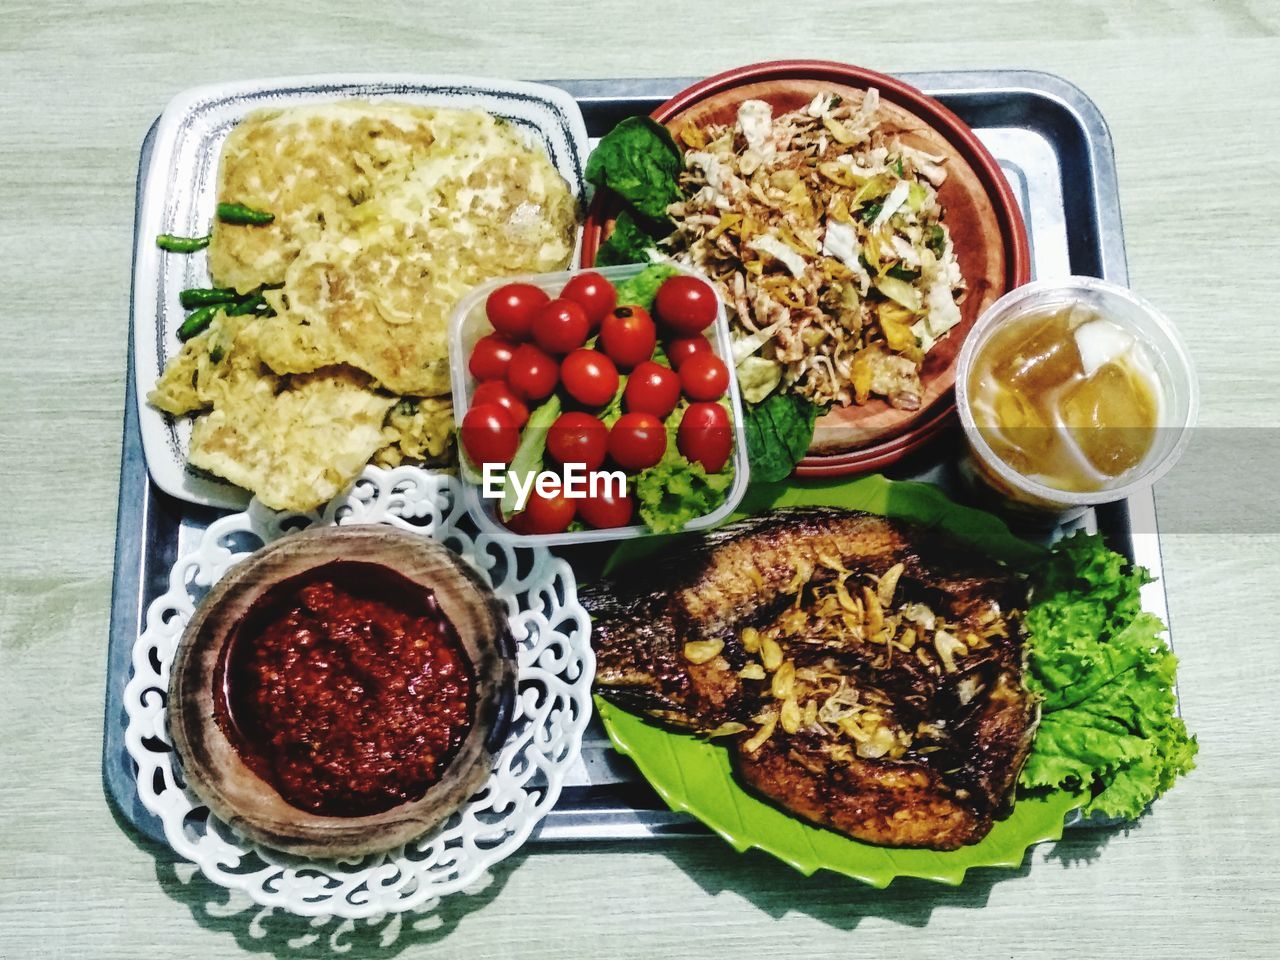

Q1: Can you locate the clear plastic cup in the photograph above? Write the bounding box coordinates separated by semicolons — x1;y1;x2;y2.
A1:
954;277;1198;514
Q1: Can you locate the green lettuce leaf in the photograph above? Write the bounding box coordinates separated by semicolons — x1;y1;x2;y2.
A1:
743;391;819;482
499;395;561;519
1021;532;1197;819
634;401;733;534
595;209;658;267
585;117;683;223
613;263;678;311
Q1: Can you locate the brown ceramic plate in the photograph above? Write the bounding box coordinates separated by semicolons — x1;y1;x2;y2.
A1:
167;525;516;859
580;60;1030;474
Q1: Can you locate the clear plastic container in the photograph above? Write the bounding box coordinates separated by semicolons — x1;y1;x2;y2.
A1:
448;263;750;546
955;277;1198;513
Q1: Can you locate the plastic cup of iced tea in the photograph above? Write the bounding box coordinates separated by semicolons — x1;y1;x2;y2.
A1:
954;277;1198;515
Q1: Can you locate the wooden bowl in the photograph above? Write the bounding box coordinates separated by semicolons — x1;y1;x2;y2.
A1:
167;525;517;859
580;60;1030;474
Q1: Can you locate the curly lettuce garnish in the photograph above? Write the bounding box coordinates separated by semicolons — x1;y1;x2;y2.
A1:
635;400;734;534
613;263;679;311
1021;533;1197;820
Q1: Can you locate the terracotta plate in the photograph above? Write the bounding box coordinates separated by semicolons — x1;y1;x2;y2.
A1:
580;60;1030;474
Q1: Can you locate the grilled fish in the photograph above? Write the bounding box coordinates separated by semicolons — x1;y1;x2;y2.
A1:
582;508;1038;851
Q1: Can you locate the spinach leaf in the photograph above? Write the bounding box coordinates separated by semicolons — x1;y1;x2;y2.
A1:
585;117;683;223
744;391;820;482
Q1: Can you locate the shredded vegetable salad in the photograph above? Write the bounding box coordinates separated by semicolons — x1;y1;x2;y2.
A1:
666;90;966;412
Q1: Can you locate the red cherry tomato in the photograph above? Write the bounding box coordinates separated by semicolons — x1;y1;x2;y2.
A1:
677;402;732;473
512;488;576;535
655;275;717;335
578;484;635;529
472;380;529;429
532;298;590;354
486;282;549;340
624;361;682;418
608;412;666;471
561;349;619;408
506;343;558;401
600;305;657;369
461;403;518;468
666;335;711;371
679;352;729;401
468;334;517;381
560;271;617;330
547;411;608;471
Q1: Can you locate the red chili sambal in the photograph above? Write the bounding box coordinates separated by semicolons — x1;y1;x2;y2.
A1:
215;561;475;817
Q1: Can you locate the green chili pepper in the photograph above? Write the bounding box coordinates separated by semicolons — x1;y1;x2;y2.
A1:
859;201;884;224
216;202;275;226
176;304;222;341
885;264;920;281
893;158;905;177
156;233;210;253
179;286;238;309
225;294;267;317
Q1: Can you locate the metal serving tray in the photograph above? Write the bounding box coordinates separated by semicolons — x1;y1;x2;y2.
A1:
104;71;1172;849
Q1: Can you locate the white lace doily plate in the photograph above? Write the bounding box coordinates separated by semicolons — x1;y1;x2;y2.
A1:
123;466;594;919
